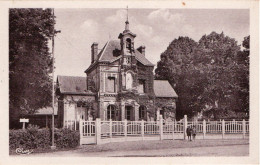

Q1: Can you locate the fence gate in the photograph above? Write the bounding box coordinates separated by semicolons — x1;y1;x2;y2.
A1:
80;120;96;145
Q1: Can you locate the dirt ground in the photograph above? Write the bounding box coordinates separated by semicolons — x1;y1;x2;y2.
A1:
21;139;249;157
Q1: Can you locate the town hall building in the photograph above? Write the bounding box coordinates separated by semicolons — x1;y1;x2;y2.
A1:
56;18;178;127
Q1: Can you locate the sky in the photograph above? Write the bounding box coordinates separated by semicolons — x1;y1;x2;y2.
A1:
54;8;249;78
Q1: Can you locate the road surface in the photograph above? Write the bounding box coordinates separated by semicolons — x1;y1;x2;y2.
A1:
27;144;248;157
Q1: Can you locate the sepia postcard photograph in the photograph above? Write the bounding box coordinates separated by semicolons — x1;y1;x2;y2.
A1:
0;0;259;165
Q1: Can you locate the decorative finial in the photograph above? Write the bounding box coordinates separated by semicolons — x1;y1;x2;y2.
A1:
125;6;129;31
127;5;128;22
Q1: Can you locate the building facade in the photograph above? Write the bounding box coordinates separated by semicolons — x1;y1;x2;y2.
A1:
56;19;178;126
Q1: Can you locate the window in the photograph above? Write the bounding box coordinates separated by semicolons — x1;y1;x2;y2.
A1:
106;77;115;93
126;38;132;53
125;57;131;64
125;106;132;121
137;79;145;93
126;73;133;90
107;105;116;120
139;106;146;119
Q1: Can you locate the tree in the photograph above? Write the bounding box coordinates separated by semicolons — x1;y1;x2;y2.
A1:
155;32;249;120
9;9;56;128
155;36;200;119
234;36;249;116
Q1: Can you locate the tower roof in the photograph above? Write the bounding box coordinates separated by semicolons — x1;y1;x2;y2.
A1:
118;6;136;38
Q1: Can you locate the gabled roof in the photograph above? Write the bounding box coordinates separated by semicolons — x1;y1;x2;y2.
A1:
153;80;178;98
57;75;93;95
85;40;154;72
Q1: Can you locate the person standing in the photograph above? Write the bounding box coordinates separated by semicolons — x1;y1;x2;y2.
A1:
192;125;197;141
186;126;192;141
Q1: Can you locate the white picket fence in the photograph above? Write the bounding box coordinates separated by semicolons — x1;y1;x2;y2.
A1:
64;116;249;145
186;120;249;134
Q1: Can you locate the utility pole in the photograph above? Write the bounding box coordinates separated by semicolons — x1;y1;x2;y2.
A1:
51;8;61;150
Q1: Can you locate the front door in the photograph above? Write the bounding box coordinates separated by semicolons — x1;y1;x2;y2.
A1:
125;106;133;121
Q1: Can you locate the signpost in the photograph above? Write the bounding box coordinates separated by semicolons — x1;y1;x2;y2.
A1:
51;8;61;150
20;118;29;130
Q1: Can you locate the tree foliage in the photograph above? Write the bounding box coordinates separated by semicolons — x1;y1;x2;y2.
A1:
155;32;249;120
9;9;56;128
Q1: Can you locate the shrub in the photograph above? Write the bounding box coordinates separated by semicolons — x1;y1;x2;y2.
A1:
9;126;80;150
54;128;80;148
9;126;50;150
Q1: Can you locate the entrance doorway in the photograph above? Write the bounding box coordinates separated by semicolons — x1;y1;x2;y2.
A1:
76;107;87;121
160;109;165;119
125;106;133;121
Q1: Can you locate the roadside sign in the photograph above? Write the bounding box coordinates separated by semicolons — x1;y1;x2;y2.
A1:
20;118;29;123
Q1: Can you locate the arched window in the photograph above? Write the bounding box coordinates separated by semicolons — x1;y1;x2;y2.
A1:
107;105;116;120
126;72;133;90
126;38;132;53
139;106;146;120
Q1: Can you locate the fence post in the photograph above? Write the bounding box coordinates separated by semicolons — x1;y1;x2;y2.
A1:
183;115;187;140
174;119;177;132
172;121;175;140
96;118;101;144
79;119;83;145
159;117;163;140
203;119;206;139
109;119;112;138
222;119;225;139
124;119;127;141
242;119;246;139
141;120;144;140
74;120;77;130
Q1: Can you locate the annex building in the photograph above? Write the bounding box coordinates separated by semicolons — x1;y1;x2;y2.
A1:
56;18;178;127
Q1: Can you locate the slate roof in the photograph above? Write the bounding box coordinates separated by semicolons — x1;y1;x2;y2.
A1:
153;80;178;98
35;107;58;115
57;75;93;95
85;40;154;72
57;76;177;98
99;40;121;62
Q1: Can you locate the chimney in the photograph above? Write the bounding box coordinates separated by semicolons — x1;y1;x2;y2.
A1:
91;42;98;63
137;45;145;56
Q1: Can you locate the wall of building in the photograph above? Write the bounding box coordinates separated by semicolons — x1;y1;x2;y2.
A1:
136;62;154;96
24;115;58;128
155;97;177;121
100;65;119;94
58;94;96;127
87;66;98;92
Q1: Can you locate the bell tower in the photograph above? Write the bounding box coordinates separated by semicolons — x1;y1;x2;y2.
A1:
118;6;136;57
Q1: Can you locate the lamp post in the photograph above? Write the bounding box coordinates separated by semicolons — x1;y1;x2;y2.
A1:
51;8;60;150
